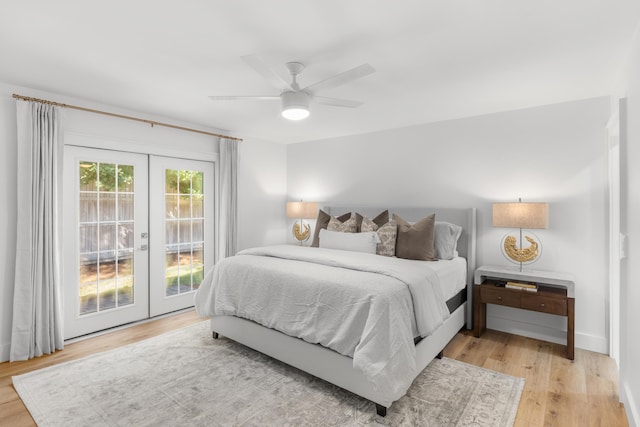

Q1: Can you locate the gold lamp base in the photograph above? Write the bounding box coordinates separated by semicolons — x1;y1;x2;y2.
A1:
500;231;542;271
292;221;311;243
503;235;539;263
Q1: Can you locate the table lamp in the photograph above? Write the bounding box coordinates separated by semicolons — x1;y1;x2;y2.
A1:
493;199;548;271
286;201;318;244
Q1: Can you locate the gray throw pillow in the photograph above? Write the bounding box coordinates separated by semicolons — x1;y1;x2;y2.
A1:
434;221;463;260
393;213;437;261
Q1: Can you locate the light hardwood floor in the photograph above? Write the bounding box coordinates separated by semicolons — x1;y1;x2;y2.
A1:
446;329;628;427
0;310;628;426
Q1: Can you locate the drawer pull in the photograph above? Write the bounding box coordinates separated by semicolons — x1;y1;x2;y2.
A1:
540;303;545;307
497;296;502;301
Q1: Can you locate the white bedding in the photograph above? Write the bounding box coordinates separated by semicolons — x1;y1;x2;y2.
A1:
430;256;467;301
194;245;453;403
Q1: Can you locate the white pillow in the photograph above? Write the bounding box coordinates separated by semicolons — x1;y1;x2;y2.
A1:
319;229;380;254
434;221;463;260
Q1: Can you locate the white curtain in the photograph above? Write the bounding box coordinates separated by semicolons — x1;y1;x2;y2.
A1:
218;138;239;260
10;101;64;361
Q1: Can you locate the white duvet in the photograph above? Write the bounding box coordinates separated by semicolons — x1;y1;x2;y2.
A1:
194;245;451;402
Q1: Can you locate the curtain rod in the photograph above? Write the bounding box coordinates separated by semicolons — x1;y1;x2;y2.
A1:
12;93;243;142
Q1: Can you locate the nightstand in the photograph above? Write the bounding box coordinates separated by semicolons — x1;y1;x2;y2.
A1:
473;265;575;360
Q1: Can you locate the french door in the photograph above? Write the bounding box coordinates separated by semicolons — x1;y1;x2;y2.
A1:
149;156;214;317
63;147;214;339
63;147;149;338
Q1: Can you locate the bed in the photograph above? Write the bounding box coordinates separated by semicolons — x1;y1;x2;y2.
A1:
194;206;476;416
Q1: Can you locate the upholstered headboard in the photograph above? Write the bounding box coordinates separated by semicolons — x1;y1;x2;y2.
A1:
326;206;477;329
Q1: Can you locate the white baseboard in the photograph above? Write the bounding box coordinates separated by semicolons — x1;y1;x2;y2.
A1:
487;314;608;354
576;331;608;354
621;380;639;427
1;341;10;363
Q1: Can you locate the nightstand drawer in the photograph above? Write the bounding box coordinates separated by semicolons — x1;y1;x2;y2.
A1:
480;287;521;307
521;294;567;315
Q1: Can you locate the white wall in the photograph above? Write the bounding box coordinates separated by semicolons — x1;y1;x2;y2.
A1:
0;87;18;364
237;137;287;251
619;21;640;427
0;83;287;362
288;97;610;353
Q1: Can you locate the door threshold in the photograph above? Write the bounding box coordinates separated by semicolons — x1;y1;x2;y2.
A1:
64;307;195;344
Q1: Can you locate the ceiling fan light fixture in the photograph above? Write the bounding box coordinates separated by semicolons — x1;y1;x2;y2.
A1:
282;107;309;121
281;91;310;120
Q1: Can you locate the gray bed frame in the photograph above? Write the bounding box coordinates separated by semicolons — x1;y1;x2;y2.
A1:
210;206;477;416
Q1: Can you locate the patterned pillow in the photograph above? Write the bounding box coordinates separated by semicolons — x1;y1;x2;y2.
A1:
355;210;389;232
361;217;398;257
328;216;357;233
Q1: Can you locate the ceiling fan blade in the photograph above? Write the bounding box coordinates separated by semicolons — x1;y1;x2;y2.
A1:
304;63;375;94
313;96;363;108
242;54;292;91
209;96;280;101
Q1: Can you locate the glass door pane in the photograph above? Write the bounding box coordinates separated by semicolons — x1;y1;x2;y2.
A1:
77;162;136;315
164;169;205;296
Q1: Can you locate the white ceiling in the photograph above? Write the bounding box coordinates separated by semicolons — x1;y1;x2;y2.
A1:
1;1;639;144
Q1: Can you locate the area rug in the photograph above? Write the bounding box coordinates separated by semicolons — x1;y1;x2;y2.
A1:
13;321;523;426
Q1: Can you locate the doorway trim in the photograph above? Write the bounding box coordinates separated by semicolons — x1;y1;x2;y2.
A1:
607;107;621;363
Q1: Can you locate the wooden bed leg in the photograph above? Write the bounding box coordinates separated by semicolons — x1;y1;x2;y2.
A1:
212;332;219;339
375;404;387;417
436;350;444;359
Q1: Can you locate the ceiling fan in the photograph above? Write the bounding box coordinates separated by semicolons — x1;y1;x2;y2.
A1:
209;55;375;120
